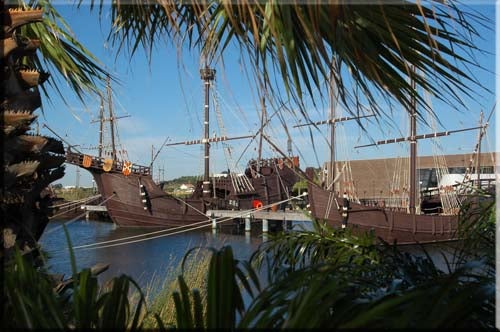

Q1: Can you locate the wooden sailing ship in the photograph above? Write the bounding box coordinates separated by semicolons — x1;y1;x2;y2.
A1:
65;67;299;228
303;70;487;245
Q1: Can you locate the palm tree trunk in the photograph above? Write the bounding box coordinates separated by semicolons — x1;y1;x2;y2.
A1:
2;4;65;263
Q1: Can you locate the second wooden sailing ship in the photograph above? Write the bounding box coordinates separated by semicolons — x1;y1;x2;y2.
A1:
303;69;490;245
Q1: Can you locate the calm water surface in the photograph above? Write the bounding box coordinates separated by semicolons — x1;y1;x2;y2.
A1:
40;219;312;291
39;218;457;294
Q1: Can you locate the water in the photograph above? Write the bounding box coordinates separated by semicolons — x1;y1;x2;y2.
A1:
39;219;274;292
39;218;459;296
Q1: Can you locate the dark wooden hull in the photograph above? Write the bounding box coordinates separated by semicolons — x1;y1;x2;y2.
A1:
306;183;459;245
93;171;209;227
68;152;299;228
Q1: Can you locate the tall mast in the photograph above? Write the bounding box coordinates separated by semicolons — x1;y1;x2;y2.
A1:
287;135;292;156
106;75;117;161
98;95;104;159
91;78;130;160
257;92;266;173
409;66;417;215
475;111;484;190
328;67;336;190
151;145;154;177
200;66;216;198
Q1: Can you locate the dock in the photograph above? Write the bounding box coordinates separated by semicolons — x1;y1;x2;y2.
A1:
81;205;107;212
206;209;311;222
81;204;108;220
206;209;312;235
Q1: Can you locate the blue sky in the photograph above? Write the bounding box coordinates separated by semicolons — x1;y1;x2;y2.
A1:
38;3;497;187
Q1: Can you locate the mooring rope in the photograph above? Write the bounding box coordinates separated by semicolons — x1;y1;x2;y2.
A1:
170;195;207;217
48;194;102;209
48;195;102;220
45;194;116;234
69;192;309;251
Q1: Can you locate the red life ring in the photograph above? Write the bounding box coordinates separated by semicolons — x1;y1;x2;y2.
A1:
252;199;263;209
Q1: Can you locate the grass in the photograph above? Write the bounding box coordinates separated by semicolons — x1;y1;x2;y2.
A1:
142;248;213;328
54;187;97;201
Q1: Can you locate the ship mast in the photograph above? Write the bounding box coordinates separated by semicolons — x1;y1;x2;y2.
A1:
475;111;484;189
98;95;104;159
293;61;375;189
328;68;336;190
257;92;266;174
409;66;417;215
91;76;130;161
106;75;117;161
200;66;216;198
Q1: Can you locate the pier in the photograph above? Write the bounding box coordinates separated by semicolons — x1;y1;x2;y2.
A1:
81;204;108;220
206;209;312;235
206;209;311;222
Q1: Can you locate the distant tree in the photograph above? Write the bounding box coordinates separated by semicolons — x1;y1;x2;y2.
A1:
292;179;308;196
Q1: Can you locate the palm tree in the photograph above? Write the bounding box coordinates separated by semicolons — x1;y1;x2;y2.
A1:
1;0;109;261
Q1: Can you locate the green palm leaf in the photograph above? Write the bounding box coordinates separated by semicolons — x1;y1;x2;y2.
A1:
17;0;110;103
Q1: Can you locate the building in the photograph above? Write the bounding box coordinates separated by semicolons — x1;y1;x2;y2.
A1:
323;152;497;199
179;183;195;193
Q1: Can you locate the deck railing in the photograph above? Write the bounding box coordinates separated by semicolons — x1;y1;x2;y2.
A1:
66;151;151;176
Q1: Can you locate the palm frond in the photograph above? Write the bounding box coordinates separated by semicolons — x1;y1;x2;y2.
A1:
101;1;490;121
19;0;110;104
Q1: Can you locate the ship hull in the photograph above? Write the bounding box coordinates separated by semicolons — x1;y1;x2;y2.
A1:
307;183;460;245
93;171;209;228
67;151;299;228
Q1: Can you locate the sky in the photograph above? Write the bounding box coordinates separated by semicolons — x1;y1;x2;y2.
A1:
36;2;497;187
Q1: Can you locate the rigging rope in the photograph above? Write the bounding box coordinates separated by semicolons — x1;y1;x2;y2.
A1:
212;79;255;193
423;91;460;215
48;199;102;220
45;194;116;234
